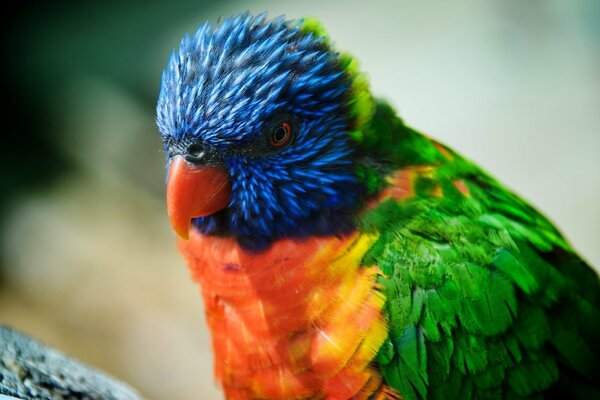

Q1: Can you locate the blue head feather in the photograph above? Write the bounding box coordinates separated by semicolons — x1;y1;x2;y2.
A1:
156;13;364;250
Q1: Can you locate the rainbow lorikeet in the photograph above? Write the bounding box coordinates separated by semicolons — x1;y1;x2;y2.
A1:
155;13;600;400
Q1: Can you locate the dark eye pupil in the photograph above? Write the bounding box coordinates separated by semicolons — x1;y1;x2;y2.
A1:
268;120;292;148
273;126;287;142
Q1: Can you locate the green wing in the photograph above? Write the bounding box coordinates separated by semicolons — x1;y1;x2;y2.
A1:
357;101;600;399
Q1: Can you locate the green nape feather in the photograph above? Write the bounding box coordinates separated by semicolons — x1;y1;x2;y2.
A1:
298;16;375;140
359;100;600;399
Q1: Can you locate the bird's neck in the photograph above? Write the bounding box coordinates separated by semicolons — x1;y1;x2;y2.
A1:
177;229;390;399
192;193;364;251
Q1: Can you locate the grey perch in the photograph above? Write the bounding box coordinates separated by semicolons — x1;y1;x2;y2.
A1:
0;325;142;400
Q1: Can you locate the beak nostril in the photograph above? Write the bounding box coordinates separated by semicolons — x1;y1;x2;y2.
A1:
187;144;203;155
186;144;206;164
185;143;223;166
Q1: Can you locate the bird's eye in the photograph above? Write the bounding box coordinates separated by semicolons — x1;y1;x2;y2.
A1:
268;121;293;148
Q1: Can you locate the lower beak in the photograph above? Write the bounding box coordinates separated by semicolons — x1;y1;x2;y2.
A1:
166;156;231;239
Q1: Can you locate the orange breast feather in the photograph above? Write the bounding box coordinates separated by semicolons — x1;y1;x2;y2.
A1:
178;230;393;400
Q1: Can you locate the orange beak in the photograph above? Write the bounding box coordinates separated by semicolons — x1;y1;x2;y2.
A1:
166;156;231;239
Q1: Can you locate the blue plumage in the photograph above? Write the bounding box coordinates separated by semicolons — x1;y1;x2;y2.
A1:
156;13;363;249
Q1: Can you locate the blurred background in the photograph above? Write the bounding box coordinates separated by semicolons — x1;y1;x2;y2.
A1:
1;0;599;399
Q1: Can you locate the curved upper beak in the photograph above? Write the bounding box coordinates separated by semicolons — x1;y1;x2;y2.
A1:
166;156;231;239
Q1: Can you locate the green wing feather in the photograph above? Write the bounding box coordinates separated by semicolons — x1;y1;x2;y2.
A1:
358;101;600;399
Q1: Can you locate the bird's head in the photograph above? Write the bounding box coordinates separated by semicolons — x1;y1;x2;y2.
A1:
156;13;376;250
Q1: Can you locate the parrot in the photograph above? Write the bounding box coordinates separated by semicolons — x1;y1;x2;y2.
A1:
155;13;600;400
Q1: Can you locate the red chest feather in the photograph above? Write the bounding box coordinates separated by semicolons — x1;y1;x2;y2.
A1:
177;230;393;399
